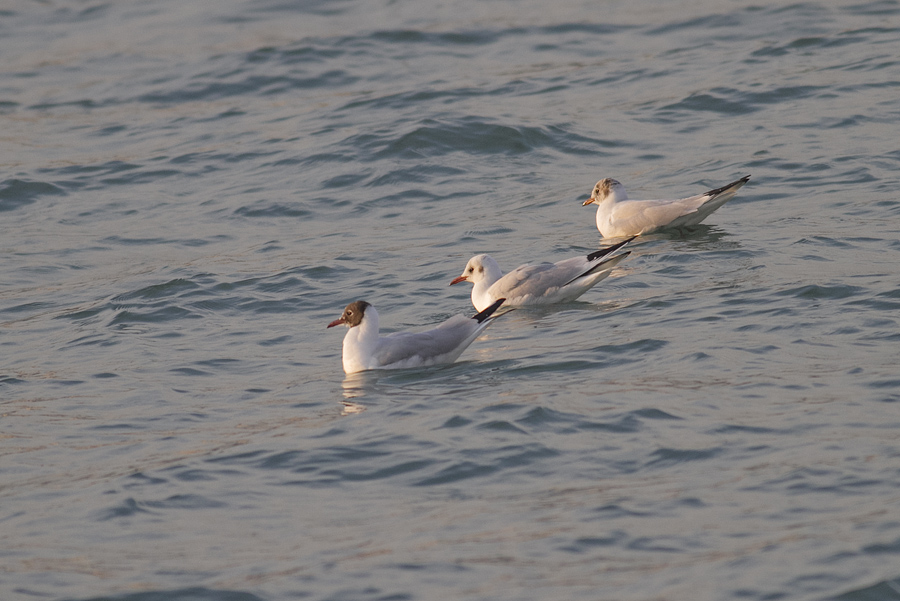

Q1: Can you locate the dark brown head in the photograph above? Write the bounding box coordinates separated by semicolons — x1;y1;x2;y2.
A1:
327;300;370;329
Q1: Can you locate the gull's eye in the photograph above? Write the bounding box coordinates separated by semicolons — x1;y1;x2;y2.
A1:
468;267;473;273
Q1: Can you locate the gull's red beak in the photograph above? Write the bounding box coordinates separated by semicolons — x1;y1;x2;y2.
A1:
449;275;468;286
326;317;345;329
582;198;595;206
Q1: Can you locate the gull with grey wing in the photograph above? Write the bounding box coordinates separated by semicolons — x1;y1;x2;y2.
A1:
450;238;634;311
327;299;506;374
583;175;750;238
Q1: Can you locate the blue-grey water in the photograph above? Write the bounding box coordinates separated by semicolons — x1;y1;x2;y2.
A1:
2;1;900;600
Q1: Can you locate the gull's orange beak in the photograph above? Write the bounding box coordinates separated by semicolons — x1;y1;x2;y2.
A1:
582;197;595;206
449;275;468;286
326;317;345;328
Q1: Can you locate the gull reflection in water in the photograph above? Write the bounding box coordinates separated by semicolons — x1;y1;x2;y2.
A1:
340;400;366;415
341;370;380;397
339;370;382;414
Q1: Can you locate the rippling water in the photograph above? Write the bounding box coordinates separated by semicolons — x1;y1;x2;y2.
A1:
3;1;900;600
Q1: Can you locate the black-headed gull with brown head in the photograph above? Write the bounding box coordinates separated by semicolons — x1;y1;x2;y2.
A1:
327;298;506;374
583;175;750;238
449;237;634;311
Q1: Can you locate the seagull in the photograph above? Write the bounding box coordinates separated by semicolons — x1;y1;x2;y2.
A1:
327;298;506;374
583;175;751;238
449;237;634;311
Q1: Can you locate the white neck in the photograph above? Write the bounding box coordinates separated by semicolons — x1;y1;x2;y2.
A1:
342;306;380;373
604;186;628;204
471;256;504;312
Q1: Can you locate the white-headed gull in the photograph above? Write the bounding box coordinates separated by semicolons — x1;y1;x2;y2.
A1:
583;175;750;238
327;298;506;374
449;237;634;311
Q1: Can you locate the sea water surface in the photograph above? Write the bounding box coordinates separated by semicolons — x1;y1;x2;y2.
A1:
2;1;900;600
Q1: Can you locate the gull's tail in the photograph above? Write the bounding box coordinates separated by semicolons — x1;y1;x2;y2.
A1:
586;235;637;262
704;175;750;199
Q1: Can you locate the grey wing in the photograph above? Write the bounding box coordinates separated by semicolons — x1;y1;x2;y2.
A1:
492;262;583;298
617;177;749;231
612;199;699;234
375;317;477;365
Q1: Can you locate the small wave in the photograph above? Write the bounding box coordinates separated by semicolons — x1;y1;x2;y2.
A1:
463;226;516;236
371;29;500;46
378;120;552;157
646;446;724;468
109;307;200;326
558;531;628;554
95;497;154;521
137;72;358;105
833;576;900;601
113;279;201;302
657;86;825;117
340;118;622;161
844;1;900;16
100;235;217;247
0;178;66;212
751;34;871;58
413;443;558;486
233;202;312;218
646;13;744;35
60;587;267;601
777;284;862;300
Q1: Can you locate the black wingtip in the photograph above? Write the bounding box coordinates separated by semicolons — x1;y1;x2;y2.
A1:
705;175;751;197
472;298;505;323
586;235;637;261
565;250;631;287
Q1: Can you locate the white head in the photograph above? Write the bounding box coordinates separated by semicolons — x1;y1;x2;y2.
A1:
450;254;505;311
450;254;503;287
583;178;628;206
